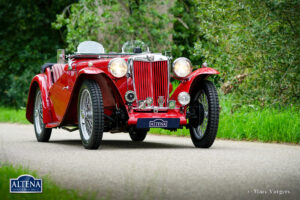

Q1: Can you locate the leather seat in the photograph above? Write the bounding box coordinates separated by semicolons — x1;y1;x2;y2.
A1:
51;64;64;82
41;63;55;73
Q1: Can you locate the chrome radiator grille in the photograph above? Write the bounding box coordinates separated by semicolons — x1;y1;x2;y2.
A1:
133;60;169;107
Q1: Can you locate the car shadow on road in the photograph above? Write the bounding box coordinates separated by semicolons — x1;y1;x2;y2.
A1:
49;139;193;149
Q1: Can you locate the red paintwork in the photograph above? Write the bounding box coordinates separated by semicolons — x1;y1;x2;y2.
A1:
26;74;52;124
49;64;74;121
26;54;219;129
170;67;219;107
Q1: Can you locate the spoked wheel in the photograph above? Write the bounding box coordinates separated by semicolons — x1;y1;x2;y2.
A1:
78;80;104;149
129;128;148;142
33;89;52;142
189;80;219;148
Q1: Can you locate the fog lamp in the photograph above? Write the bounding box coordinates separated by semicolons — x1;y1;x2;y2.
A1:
178;92;190;106
125;91;136;103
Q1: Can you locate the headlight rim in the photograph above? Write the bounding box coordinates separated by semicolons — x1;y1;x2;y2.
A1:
108;58;128;78
125;90;136;103
177;91;191;106
172;57;192;78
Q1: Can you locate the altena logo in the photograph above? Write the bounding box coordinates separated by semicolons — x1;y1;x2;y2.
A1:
10;174;42;193
149;119;168;128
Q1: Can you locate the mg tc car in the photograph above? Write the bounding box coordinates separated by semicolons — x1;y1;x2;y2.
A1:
26;41;220;149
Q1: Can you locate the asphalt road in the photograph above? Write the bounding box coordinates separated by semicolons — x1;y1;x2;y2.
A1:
0;123;299;200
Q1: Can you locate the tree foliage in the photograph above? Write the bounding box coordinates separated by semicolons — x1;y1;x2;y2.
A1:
172;0;299;106
0;0;74;108
52;0;172;53
0;0;298;108
171;0;203;65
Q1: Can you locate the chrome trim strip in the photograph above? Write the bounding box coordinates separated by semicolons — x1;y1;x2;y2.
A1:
149;61;154;104
130;53;168;62
132;106;180;110
167;58;171;105
131;60;139;105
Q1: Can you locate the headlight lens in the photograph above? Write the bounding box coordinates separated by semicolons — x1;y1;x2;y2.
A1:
108;58;128;78
173;57;192;78
178;92;190;106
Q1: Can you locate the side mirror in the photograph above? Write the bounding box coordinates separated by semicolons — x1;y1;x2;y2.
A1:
57;49;65;64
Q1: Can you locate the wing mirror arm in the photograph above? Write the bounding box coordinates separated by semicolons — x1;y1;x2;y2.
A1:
164;51;172;60
68;58;74;70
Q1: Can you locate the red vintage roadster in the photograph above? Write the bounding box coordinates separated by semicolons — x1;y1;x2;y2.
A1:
26;41;219;149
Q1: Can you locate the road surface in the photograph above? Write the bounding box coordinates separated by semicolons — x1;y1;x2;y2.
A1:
0;123;299;199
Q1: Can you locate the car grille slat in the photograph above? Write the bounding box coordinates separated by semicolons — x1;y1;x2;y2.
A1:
133;60;168;107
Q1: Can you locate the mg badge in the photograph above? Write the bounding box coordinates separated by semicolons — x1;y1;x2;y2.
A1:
158;96;165;107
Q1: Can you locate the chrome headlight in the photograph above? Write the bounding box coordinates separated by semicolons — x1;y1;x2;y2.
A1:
108;58;128;78
173;57;192;78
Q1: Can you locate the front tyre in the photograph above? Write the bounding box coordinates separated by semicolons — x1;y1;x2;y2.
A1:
78;80;104;149
189;80;219;148
129;128;148;142
33;89;52;142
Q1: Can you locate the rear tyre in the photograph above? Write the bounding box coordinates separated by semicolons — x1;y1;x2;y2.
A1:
78;80;104;149
33;89;52;142
129;128;148;142
189;80;219;148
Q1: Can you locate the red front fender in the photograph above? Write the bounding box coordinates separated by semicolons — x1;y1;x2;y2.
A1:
76;67;125;106
77;67;105;76
170;67;219;105
26;74;52;124
60;67;126;125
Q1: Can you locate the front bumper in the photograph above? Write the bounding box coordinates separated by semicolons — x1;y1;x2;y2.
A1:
127;109;187;128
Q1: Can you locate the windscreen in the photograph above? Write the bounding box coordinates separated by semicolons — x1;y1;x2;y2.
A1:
122;40;149;53
77;41;105;54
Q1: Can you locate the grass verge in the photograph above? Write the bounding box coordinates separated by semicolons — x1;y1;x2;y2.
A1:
150;106;299;143
0;107;28;124
0;162;96;200
150;95;300;143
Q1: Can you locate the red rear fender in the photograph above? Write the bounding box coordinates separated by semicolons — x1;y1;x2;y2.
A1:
26;74;52;124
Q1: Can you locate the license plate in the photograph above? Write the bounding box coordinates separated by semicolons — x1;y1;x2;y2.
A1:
137;118;180;128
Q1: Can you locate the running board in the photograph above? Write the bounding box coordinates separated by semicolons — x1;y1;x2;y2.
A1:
61;126;78;132
45;122;60;128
